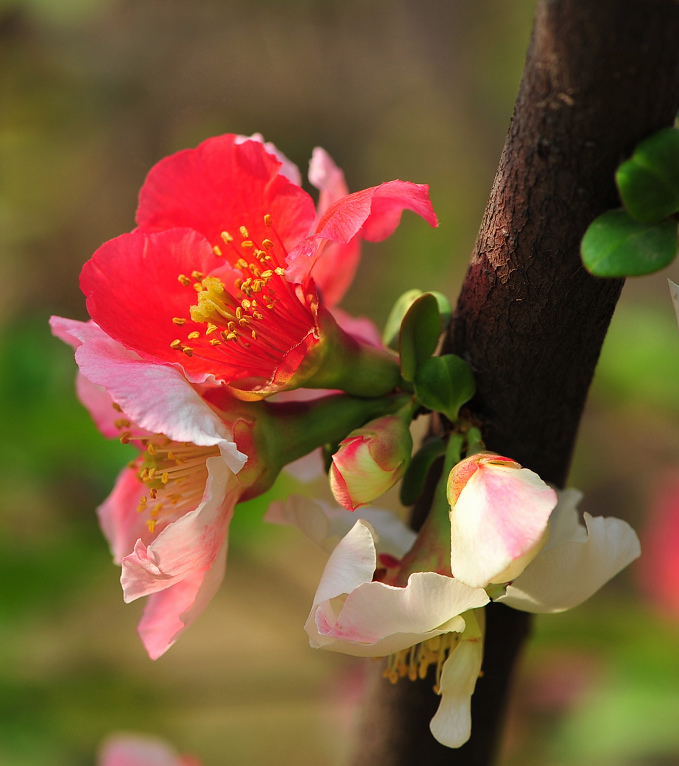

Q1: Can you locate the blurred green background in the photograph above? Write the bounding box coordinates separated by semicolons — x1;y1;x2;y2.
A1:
2;0;679;764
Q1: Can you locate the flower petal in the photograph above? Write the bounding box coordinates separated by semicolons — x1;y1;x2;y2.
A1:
285;180;437;287
136;133;315;251
265;494;416;557
99;733;192;766
429;637;484;748
237;133;302;187
498;512;640;613
450;462;557;588
309;147;349;219
98;465;152;565
305;520;488;657
121;456;240;602
54;317;246;471
136;536;227;660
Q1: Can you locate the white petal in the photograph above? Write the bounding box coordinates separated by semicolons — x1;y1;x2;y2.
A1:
429;638;484;748
265;494;416;557
498;513;640;613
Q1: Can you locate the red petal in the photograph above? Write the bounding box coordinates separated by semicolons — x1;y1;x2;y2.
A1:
136;134;315;252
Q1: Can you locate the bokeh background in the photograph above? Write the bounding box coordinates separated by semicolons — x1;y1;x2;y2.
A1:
2;1;679;764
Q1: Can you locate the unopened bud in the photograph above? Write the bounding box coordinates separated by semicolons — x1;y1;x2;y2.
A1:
330;415;413;511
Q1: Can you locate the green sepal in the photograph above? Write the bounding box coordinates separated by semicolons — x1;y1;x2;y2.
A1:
399;293;441;383
616;127;679;223
383;289;423;349
581;209;678;277
413;354;475;422
400;436;447;506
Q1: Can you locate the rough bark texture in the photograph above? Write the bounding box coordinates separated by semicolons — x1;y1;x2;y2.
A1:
350;2;679;765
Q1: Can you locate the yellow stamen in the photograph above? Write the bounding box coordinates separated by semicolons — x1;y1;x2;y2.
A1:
264;214;272;227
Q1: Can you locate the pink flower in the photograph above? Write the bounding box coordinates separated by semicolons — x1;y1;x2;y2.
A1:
99;733;201;766
51;316;251;659
447;453;557;588
329;413;413;511
80;134;436;397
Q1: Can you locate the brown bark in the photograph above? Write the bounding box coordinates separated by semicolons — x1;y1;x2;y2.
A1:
350;1;679;765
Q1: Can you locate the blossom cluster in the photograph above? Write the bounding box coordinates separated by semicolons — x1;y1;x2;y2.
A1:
53;132;640;750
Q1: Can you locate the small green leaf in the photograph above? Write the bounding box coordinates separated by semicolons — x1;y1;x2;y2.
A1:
414;354;475;422
383;289;423;348
616;128;679;223
429;291;453;333
399;293;441;382
581;209;678;277
400;436;446;506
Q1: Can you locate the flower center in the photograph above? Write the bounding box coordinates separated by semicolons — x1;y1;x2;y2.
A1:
113;410;219;533
383;633;460;694
170;216;319;380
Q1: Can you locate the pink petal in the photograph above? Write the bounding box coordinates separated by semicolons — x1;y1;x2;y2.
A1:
137;536;227;660
308;147;349;219
99;733;192;766
332;308;384;348
136;133;315;252
285;180;437;287
121;457;240;602
98;465;152;565
236;133;303;187
68;317;244;470
450;463;557;588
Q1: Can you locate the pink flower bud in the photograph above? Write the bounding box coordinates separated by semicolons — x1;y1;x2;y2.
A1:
330;415;413;511
447;453;557;588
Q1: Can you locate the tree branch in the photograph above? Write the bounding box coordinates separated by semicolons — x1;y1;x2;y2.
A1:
350;2;679;764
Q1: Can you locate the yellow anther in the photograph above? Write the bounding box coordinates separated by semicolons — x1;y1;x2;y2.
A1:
187;331;200;340
120;432;131;444
249;264;261;277
138;495;147;509
253;311;264;320
239;225;249;237
251;330;257;340
114;418;131;429
275;267;285;275
236;258;249;269
220;331;230;342
149;488;158;500
178;274;192;286
234;279;243;291
239;318;249;327
261;270;273;279
161;472;169;484
213;245;223;257
228;321;236;332
172;317;187;326
241;299;251;309
147;443;156;456
205;323;218;335
264;214;272;226
191;270;205;281
112;402;122;412
147;467;156;480
147;519;156;533
227;332;238;341
209;338;221;346
236;307;243;319
221;231;233;243
170;339;182;349
241;240;254;249
193;282;203;292
262;238;274;250
182;346;194;356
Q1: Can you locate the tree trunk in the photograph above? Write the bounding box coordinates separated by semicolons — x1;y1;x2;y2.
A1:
350;1;679;764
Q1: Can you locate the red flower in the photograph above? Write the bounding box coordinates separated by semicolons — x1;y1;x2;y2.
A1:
81;134;436;396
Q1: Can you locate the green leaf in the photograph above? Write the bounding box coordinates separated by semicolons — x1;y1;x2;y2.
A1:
400;436;447;506
383;289;423;348
414;354;475;421
399;293;441;382
581;209;678;277
616;127;679;223
429;291;453;333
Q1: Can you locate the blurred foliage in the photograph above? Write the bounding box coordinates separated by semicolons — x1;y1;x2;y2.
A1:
2;0;679;764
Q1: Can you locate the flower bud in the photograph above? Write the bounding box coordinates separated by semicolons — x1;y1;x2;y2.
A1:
330;414;413;511
447;453;557;588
